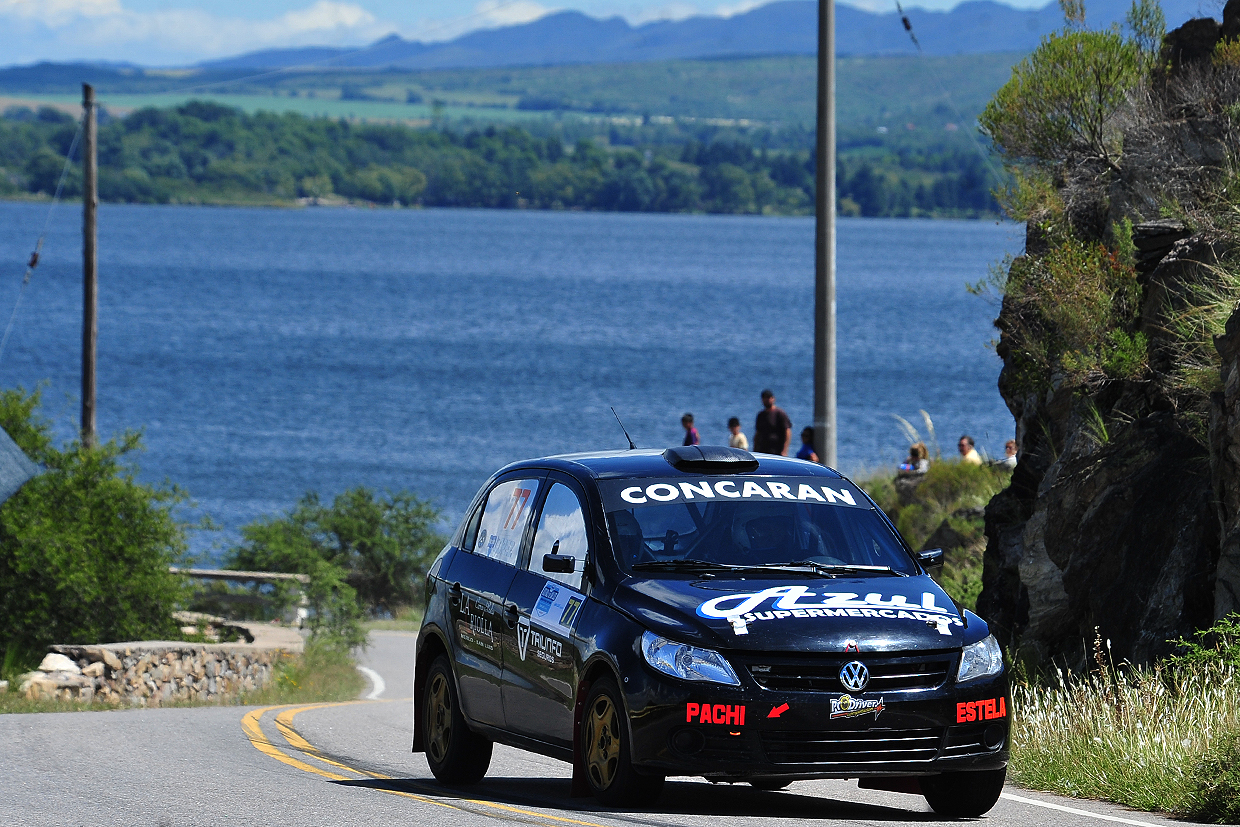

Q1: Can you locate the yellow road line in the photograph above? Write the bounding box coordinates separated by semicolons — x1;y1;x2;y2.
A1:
243;700;616;827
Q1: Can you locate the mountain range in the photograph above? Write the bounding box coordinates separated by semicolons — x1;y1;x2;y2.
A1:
201;0;1219;70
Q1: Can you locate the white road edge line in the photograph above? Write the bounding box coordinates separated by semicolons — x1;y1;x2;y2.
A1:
1002;792;1167;827
357;666;385;700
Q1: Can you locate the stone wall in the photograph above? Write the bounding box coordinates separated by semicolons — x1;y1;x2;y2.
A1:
15;623;304;706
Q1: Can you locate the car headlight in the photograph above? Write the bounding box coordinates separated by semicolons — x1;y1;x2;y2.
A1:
957;634;1004;684
641;631;740;686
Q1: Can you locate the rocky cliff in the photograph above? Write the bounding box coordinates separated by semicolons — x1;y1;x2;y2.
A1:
976;5;1240;668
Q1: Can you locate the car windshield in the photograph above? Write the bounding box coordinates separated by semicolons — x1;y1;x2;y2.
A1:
605;495;917;575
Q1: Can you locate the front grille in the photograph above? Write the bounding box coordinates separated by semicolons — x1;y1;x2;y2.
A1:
761;727;943;766
744;654;953;693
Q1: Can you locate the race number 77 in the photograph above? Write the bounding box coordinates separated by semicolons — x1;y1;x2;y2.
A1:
504;487;533;529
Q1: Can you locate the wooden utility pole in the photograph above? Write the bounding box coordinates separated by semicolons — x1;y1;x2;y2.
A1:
82;83;97;448
813;0;837;468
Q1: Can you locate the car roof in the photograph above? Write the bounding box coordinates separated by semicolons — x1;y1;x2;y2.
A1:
496;446;847;481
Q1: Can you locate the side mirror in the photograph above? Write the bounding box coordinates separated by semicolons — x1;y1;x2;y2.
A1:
542;553;575;574
917;548;944;573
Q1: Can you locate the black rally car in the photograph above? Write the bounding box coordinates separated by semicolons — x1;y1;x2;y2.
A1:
413;446;1009;815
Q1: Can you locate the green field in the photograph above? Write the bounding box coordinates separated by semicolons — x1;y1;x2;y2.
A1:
0;52;1024;138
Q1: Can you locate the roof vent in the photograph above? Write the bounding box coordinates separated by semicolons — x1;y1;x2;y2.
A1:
662;445;760;473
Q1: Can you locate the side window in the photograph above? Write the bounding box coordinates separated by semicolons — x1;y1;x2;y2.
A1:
475;478;541;566
460;502;484;551
530;483;589;589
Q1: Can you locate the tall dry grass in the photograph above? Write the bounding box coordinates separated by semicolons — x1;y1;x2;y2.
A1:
1011;633;1240;816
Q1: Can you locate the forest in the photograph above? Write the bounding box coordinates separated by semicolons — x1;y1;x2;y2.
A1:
0;101;1001;217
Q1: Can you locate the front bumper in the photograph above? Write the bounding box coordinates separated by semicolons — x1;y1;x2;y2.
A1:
627;670;1010;780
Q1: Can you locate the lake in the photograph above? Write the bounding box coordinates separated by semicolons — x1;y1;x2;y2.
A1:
0;202;1021;558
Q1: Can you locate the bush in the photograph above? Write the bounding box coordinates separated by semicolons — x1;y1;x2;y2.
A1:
1189;728;1240;823
1001;236;1144;389
0;388;188;666
857;459;1009;610
980;28;1140;170
226;486;445;646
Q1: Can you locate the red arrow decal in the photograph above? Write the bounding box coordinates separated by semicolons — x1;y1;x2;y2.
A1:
767;703;789;718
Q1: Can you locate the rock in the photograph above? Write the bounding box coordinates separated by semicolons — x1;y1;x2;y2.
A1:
922;520;969;553
894;474;925;507
38;653;80;674
1161;17;1222;72
101;649;122;671
82;661;105;678
1223;0;1240;40
981;407;1218;667
0;679;7;694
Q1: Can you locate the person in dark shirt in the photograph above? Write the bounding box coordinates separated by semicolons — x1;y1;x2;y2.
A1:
753;389;792;455
681;413;700;446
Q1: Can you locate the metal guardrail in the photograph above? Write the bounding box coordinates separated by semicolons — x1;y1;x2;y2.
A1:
170;567;309;625
169;567;310;584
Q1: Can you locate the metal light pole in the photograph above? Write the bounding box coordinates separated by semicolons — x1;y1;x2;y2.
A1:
82;83;97;448
813;0;837;468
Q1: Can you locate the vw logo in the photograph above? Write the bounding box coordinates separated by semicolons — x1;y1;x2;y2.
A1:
839;660;869;692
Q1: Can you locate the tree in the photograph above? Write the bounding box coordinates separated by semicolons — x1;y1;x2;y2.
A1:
0;388;187;662
227;486;445;616
980;28;1140;170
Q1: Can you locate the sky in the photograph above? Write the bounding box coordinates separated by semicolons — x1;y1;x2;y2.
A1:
0;0;1053;67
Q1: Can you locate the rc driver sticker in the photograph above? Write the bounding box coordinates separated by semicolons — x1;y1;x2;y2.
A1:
697;585;963;636
830;694;884;720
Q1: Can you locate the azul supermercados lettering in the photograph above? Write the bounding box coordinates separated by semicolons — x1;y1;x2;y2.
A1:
829;694;884;720
598;477;864;511
685;703;746;725
956;697;1007;723
697;585;963;636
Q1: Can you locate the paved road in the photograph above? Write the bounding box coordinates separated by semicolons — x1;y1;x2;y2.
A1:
0;631;1205;827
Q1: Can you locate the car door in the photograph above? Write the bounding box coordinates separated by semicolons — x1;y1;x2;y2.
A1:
500;478;591;747
442;473;543;728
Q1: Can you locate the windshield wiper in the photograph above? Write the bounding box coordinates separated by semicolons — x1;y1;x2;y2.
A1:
631;559;735;571
778;562;908;577
631;560;822;576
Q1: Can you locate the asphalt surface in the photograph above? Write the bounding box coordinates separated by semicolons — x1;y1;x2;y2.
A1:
0;631;1207;827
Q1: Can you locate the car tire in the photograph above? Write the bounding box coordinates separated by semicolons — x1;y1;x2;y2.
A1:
920;767;1006;817
580;678;665;806
749;779;791;791
423;655;492;785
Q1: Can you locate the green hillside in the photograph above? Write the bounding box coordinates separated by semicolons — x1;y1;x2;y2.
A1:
0;52;1023;139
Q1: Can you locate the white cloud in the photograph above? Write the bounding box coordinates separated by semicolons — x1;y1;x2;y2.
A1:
712;0;767;18
624;3;701;23
408;0;556;41
0;0;392;64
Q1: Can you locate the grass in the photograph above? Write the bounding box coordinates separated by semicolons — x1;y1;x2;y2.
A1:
0;52;1024;131
0;639;365;713
364;605;423;633
858;458;1010;611
1009;619;1240;821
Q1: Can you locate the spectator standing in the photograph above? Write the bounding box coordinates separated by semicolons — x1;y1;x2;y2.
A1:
958;435;982;466
727;417;749;450
996;439;1018;469
682;413;700;446
753;389;792;455
796;427;819;463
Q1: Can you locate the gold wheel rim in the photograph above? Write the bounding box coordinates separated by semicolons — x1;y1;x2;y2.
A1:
585;694;621;790
426;672;452;764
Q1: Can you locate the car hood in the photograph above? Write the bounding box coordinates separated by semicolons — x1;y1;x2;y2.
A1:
613;573;970;653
